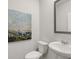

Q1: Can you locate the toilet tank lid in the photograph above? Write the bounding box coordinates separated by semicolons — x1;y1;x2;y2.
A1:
38;41;48;45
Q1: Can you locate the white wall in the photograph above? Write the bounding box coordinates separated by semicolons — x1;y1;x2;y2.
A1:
39;0;71;43
8;0;39;59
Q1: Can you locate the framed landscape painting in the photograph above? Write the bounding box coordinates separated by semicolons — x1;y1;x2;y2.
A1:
8;9;32;42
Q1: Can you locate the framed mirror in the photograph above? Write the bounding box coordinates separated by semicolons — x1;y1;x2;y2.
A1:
54;0;71;34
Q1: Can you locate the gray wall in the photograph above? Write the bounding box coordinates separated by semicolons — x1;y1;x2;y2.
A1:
8;0;40;59
8;40;36;59
39;0;71;43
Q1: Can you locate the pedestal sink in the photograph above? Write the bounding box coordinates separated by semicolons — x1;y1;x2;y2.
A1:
48;41;71;58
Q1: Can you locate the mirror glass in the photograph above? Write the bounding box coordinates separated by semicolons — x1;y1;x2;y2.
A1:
55;0;71;33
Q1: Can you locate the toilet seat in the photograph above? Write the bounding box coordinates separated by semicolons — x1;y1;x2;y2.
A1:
25;51;42;59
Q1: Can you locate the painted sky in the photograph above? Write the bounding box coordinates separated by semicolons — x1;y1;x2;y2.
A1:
8;9;32;32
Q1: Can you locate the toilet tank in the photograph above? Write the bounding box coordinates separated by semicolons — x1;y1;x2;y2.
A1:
37;41;48;54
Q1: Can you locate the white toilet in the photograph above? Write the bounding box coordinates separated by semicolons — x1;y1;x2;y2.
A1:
25;41;48;59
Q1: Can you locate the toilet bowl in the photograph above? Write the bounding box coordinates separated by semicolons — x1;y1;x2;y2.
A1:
25;41;48;59
25;51;42;59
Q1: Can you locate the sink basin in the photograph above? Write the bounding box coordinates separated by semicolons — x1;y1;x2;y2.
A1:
49;41;71;58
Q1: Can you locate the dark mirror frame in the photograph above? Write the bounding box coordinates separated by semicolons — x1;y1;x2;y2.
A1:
54;0;71;34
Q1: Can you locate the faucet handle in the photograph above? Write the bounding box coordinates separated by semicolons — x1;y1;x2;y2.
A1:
61;40;69;44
